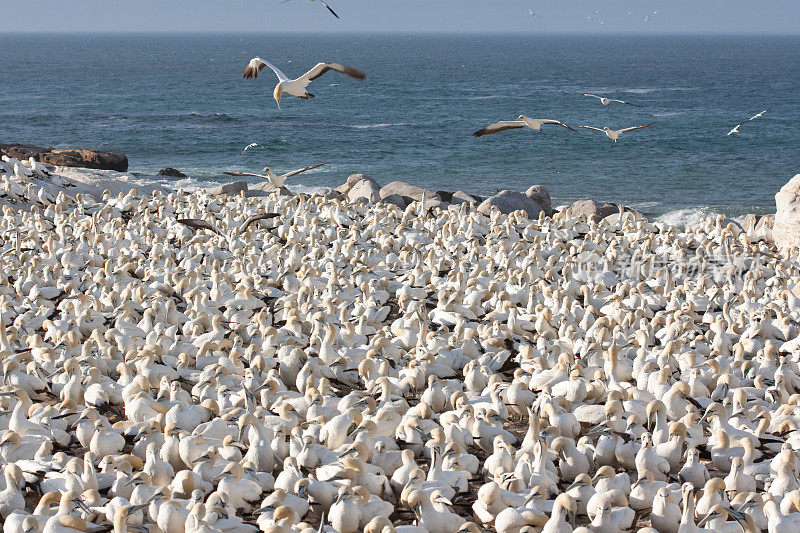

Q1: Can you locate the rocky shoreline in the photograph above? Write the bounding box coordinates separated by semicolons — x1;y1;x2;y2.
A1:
0;144;794;251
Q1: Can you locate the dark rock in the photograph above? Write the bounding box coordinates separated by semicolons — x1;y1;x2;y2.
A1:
525;185;553;216
379;194;408;209
157;167;187;178
435;191;454;203
0;143;128;172
478;190;543;219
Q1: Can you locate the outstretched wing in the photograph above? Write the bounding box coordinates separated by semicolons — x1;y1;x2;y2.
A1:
177;218;222;236
749;108;769;120
582;93;602;99
278;163;326;180
579;125;605;133
241;213;281;233
320;0;340;18
618;122;655;134
611;99;642;108
242;57;289;81
224;171;270;179
473;121;526;137
298;63;366;85
540;120;579;133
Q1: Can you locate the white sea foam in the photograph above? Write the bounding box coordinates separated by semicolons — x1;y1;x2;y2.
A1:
349;122;412;129
656;207;718;228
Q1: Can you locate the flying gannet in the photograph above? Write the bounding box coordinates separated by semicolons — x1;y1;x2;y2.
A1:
242;58;366;109
473;115;577;137
583;94;642;107
579;122;655;142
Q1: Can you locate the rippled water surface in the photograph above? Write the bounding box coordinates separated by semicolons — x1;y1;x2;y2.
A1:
2;33;798;221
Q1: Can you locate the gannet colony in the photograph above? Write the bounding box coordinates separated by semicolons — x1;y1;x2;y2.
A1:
3;158;800;533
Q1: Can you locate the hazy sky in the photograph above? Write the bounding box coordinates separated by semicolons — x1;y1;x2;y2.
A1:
1;1;799;34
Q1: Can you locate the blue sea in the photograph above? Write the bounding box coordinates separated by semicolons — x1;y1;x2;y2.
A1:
1;33;798;223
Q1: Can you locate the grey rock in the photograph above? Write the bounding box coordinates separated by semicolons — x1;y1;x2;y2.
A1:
774;174;800;251
567;199;620;221
157;167;187;178
380;181;437;203
477;190;543;219
379;194;408;209
451;191;482;205
525;185;553;216
337;174;373;195
316;188;346;201
247;181;293;197
435;191;454;203
347;176;382;203
209;181;248;196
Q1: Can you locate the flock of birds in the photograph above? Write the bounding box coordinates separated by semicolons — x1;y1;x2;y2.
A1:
238;57;766;143
2;150;800;533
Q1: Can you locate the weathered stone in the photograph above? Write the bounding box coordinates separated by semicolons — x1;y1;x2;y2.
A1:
774;175;800;251
525;185;553;216
247;181;293;197
157;167;187;178
477;190;543;219
208;181;247;196
0;143;128;171
380;181;437;203
317;188;346;201
451;191;482;205
567;199;620;221
337;174;374;195
379;194;408;209
435;191;454;203
347;176;382;203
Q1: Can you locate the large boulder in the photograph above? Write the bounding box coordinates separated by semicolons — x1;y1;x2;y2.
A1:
379;194;407;209
774;175;800;250
525;185;553;216
477;190;543;219
208;181;247;196
337;174;373;195
451;191;482;206
380;181;437;203
567;199;620;221
0;143;128;172
347;176;382;203
248;181;293;197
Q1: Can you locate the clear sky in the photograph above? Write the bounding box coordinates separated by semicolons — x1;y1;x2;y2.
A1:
1;0;799;34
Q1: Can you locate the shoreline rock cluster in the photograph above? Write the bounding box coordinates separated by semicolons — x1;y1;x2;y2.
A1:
0;143;128;172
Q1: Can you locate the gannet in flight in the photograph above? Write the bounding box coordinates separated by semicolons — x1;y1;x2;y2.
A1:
583;94;642;107
726;109;769;136
242;58;366;109
224;163;325;188
579;122;655;142
473;115;577;137
282;0;340;19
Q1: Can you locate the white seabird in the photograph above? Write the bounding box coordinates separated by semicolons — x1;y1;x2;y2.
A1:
224;163;325;188
726;108;769;136
579;122;655;142
583;93;642;107
242;58;366;109
473;115;577;137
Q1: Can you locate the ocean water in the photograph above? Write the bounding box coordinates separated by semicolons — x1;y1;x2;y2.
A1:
1;33;798;222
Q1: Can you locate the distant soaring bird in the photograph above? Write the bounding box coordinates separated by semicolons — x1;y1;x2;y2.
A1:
282;0;340;19
242;58;366;109
583;93;642;107
473;115;577;137
579;122;655;142
726;108;769;136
